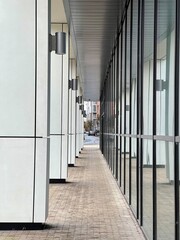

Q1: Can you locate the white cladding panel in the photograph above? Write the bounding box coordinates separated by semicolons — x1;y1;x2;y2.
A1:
0;139;34;222
0;0;35;136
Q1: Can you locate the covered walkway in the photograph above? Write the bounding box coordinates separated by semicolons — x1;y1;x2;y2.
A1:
0;145;145;240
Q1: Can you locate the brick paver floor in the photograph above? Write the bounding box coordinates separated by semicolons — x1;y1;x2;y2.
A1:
0;145;145;240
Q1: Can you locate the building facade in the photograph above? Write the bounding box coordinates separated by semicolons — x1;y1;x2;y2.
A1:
100;0;179;239
0;0;180;239
85;101;100;132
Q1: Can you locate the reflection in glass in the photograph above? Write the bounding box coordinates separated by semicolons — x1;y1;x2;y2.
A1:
126;5;131;135
156;0;175;136
143;0;154;135
121;137;125;192
143;139;153;240
131;0;138;135
131;138;137;215
156;141;174;240
125;138;130;201
122;22;126;135
118;35;122;186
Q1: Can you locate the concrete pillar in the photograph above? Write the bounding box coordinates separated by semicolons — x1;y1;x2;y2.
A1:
0;0;50;225
75;93;80;158
50;23;69;182
68;59;76;166
76;88;84;157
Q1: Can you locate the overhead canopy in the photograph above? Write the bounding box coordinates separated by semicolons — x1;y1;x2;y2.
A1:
63;0;124;101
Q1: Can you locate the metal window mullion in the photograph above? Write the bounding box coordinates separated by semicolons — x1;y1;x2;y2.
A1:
153;0;158;238
112;54;114;174
116;32;120;180
140;0;144;227
32;0;38;222
124;12;127;195
136;0;141;220
114;51;116;176
120;30;123;187
110;60;114;174
129;0;133;206
174;0;180;238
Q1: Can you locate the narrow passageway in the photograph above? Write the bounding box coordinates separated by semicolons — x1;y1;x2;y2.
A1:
0;146;145;240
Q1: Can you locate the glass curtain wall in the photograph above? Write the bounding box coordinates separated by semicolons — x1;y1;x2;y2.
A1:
100;0;179;239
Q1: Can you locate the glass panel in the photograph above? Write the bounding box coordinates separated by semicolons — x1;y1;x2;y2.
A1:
131;0;138;135
131;138;137;215
125;137;130;201
126;5;131;135
143;0;154;135
179;145;180;240
118;35;122;186
114;48;118;179
0;0;35;136
143;139;153;240
122;23;126;134
156;0;175;136
121;137;125;192
156;141;174;240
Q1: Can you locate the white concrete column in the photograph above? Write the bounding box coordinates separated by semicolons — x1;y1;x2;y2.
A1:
80;110;84;150
50;23;69;182
68;59;76;166
61;24;69;179
0;0;49;224
76;90;84;156
76;99;80;158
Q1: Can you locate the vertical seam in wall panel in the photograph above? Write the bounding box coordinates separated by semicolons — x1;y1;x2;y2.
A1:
32;0;37;222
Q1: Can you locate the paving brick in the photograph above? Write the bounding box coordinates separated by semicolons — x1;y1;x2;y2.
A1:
0;145;145;240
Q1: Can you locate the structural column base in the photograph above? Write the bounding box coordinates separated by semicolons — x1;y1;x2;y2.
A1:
49;179;66;184
0;223;44;230
68;164;75;167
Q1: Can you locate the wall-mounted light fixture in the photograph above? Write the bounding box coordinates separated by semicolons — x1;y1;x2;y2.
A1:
69;80;72;89
76;96;82;104
49;32;66;55
72;79;78;90
79;104;84;111
156;79;167;91
83;110;87;118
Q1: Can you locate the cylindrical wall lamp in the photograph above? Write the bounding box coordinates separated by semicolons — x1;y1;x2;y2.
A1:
79;104;84;111
76;96;82;104
55;32;66;55
49;32;66;55
72;79;78;90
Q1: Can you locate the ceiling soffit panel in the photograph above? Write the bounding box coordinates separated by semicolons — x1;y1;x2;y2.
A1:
63;0;122;101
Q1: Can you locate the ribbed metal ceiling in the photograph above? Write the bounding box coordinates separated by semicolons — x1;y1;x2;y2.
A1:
63;0;123;100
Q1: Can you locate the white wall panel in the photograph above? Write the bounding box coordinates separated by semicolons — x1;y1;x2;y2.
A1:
50;136;61;178
0;139;34;222
36;0;49;137
34;138;49;222
0;0;35;136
